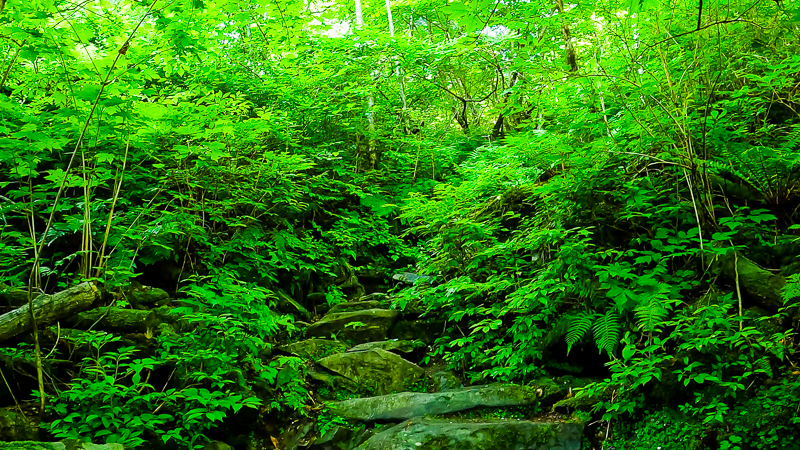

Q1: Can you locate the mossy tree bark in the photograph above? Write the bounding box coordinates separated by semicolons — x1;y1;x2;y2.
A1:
0;282;99;343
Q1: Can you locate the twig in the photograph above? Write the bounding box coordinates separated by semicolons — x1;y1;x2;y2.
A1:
683;168;705;264
734;251;743;331
0;367;24;418
648;19;763;48
95;137;131;277
44;322;61;359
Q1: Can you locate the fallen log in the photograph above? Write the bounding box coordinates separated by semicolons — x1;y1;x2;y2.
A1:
0;282;100;343
716;252;799;318
63;306;157;334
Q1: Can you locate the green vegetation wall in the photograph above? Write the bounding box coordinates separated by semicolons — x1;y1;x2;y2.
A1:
0;0;799;448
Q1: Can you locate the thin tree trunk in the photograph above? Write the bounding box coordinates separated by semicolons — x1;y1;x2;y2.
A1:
354;0;363;26
554;0;578;72
355;0;378;170
385;0;409;132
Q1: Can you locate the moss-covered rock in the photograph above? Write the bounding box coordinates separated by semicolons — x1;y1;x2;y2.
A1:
348;339;425;354
307;309;399;344
123;282;169;308
328;300;389;314
0;444;60;450
356;418;583;450
0;408;39;441
283;338;349;360
317;349;426;396
328;383;562;422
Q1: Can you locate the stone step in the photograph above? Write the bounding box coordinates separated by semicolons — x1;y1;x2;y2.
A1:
328;300;388;315
327;383;564;422
306;309;399;344
347;339;425;354
317;348;428;396
280;338;349;360
356;418;583;450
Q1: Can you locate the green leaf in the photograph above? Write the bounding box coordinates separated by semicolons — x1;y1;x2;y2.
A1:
593;310;621;356
565;311;594;355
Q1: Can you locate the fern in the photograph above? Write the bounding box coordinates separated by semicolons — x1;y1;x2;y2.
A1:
635;295;670;332
715;130;800;204
783;273;800;307
565;311;594;355
593;310;621;356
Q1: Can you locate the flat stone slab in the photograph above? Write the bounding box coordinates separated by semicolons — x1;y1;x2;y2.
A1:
318;348;426;395
356;418;583;450
348;339;425;354
392;273;434;285
328;384;551;421
328;300;388;314
307;309;399;344
281;339;348;360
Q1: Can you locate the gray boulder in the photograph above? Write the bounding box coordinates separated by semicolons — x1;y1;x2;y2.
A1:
356;418;583;450
328;384;555;421
307;309;399;344
318;349;427;395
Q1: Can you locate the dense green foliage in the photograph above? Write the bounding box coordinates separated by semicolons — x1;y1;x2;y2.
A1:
1;0;799;448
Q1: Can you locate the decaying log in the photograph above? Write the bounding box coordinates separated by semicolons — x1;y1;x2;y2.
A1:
0;282;99;343
716;252;799;318
63;306;158;334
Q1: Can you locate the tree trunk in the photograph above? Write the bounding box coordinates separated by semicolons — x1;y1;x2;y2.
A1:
354;0;378;171
554;0;578;72
0;282;99;343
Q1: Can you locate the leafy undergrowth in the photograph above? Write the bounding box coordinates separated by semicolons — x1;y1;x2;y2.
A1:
1;0;799;448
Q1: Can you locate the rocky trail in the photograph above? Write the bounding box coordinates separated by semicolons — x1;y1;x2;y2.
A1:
0;283;589;450
277;290;586;450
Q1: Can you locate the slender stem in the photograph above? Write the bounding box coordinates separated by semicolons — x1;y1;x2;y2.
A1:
25;0;160;413
96;138;131;278
734;251;743;331
0;39;25;91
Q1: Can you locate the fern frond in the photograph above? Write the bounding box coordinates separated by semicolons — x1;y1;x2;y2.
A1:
635;295;670;332
565;311;594;355
783;273;800;307
593;310;621;356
